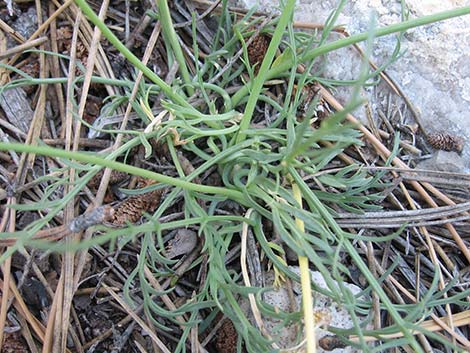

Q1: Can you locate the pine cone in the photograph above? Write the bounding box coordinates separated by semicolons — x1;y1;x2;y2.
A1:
88;170;128;189
427;132;464;153
247;34;270;73
319;335;347;351
215;319;239;353
1;329;29;353
112;187;163;225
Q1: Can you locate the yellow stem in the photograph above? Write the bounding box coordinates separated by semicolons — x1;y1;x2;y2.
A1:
292;182;316;353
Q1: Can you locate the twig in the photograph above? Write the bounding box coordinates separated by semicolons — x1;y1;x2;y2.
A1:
0;18;26;43
349;310;470;347
0;37;48;60
336;215;469;229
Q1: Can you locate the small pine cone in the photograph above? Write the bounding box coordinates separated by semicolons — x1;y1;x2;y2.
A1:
1;330;29;353
215;319;239;353
88;170;128;189
427;132;464;153
112;189;163;225
318;335;347;351
247;34;270;73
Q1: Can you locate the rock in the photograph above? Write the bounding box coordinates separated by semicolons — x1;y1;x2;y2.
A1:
257;266;367;352
166;228;198;258
237;0;470;171
0;87;34;134
416;150;465;173
11;6;37;40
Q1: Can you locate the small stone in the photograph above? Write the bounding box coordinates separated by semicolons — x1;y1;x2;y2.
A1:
166;229;198;259
0;87;34;134
416;151;465;173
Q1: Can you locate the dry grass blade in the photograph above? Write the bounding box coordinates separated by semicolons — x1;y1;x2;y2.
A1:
48;2;67;139
0;251;12;348
103;284;172;353
350;310;470;346
44;7;79;352
57;2;112;351
16;312;40;353
42;274;64;353
0;225;69;246
0;198;16;348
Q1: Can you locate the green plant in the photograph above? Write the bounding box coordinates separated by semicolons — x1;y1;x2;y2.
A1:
1;1;469;352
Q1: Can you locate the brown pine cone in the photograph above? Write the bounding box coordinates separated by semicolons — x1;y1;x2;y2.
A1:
88;170;128;189
215;319;239;353
112;187;163;225
247;34;270;73
1;328;29;353
319;335;347;351
427;132;464;153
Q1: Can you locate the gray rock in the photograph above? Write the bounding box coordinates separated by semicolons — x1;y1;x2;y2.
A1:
165;229;198;258
11;6;37;40
416;150;465;173
0;87;34;134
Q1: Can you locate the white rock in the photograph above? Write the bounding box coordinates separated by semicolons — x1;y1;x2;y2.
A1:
238;0;470;170
256;266;368;353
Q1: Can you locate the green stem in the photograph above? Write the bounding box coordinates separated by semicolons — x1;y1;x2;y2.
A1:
156;0;194;97
232;6;470;107
0;142;244;203
235;0;296;144
74;0;192;109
